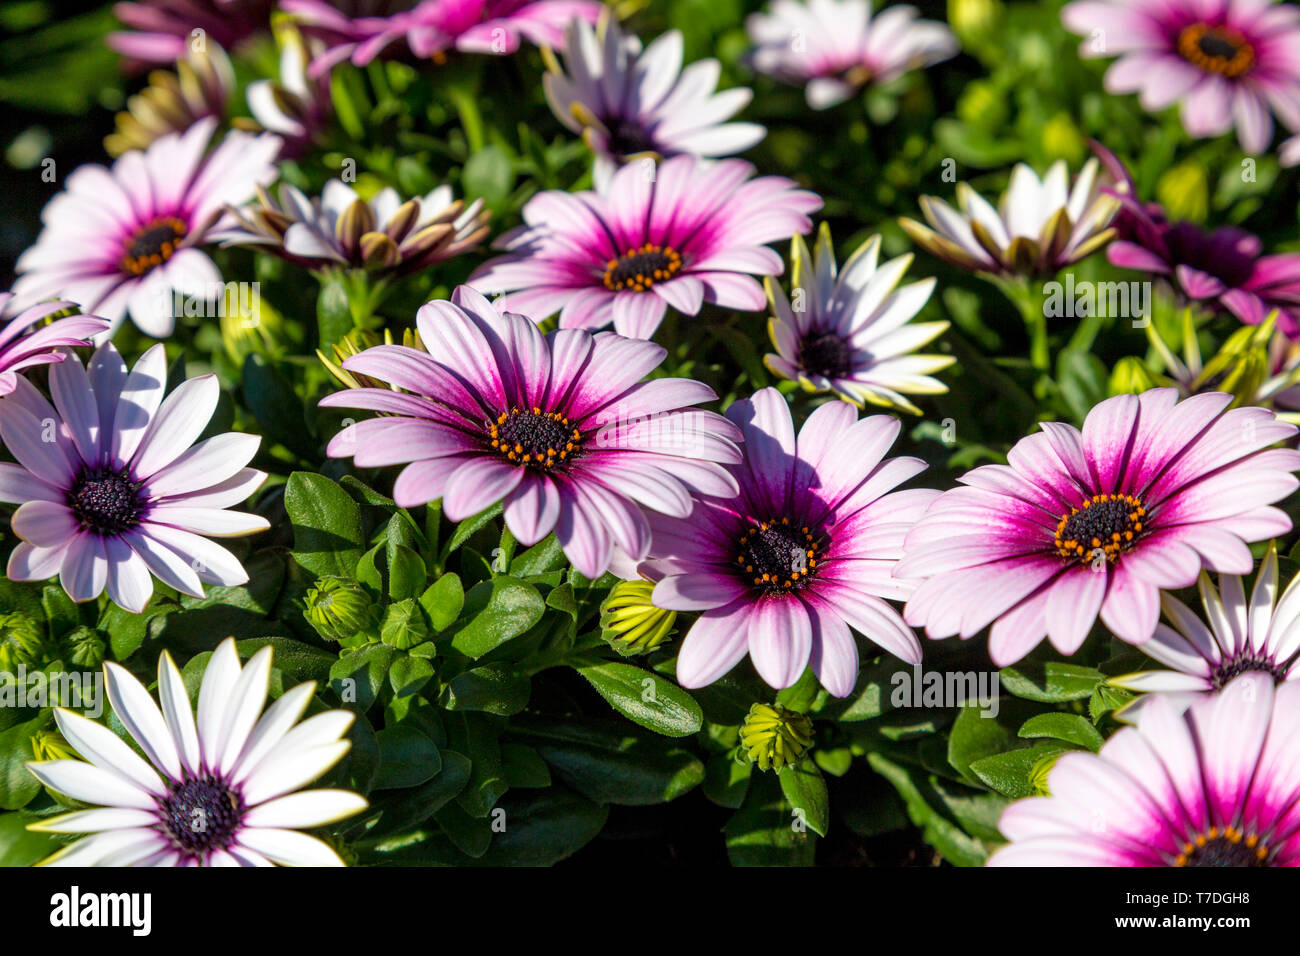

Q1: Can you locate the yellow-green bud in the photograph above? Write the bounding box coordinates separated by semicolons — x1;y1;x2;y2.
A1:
956;80;1008;130
0;613;45;673
1041;113;1086;166
31;730;77;763
1029;751;1061;795
1156;162;1209;224
1190;313;1274;407
739;702;814;772
947;0;1003;48
304;577;377;643
1109;356;1161;396
221;286;284;363
600;580;676;655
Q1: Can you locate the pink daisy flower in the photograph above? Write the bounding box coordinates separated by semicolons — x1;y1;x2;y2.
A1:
1110;542;1300;717
468;154;822;339
319;286;743;579
1062;0;1300;154
283;0;602;76
0;293;109;396
0;343;269;613
746;0;958;110
633;387;936;697
543;15;765;183
990;673;1300;867
12;118;280;339
898;388;1300;667
109;0;275;66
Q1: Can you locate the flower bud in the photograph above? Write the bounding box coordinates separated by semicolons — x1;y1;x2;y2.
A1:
600;580;676;655
739;702;814;772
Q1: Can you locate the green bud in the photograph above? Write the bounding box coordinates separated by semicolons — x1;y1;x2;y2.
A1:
304;577;377;643
0;613;45;673
1041;113;1086;166
947;0;1003;49
1109;356;1161;396
956;80;1008;131
600;580;676;655
1156;162;1209;224
63;627;106;669
739;702;814;772
31;729;77;763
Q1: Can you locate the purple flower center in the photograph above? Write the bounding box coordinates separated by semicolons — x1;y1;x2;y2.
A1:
735;518;820;593
603;243;683;293
796;330;853;380
1054;493;1146;564
159;776;243;859
605;118;660;160
1176;827;1270;867
122;215;188;276
488;406;582;470
66;466;146;536
1177;23;1254;78
1209;651;1289;690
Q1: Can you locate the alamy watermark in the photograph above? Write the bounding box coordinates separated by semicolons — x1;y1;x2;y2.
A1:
891;664;1001;718
0;667;103;718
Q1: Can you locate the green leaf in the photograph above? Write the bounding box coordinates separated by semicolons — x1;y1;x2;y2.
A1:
387;546;427;602
242;355;314;459
968;742;1073;798
285;472;365;580
448;576;544;659
703;751;752;809
329;644;394;712
868;753;989;866
778;759;829;837
999;662;1105;702
389;655;436;699
374;724;442;790
462;144;513;205
441;503;502;558
509;536;567;577
442;665;531;716
723;772;816;866
450;714;508;818
0;811;58;866
500;741;551;788
576;661;703;737
317;275;354;347
1019;713;1104;752
419;573;464;631
381;598;429;650
0;714;44;809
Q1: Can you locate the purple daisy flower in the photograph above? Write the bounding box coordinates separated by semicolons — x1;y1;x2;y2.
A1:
0;343;269;613
468;155;822;339
1062;0;1300;154
27;639;365;866
898;388;1300;667
633;387;936;697
543;15;765;183
0;293;109;396
1095;141;1300;340
990;673;1300;866
746;0;958;110
283;0;602;76
319;286;743;579
109;0;275;66
12;118;280;339
1110;543;1300;717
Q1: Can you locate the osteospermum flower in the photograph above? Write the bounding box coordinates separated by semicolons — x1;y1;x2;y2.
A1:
469;155;821;338
764;224;951;413
745;0;958;109
543;16;764;183
109;0;275;65
241;26;332;158
0;293;109;396
1095;142;1300;339
989;673;1300;867
0;343;269;612
13;118;280;339
26;639;365;866
319;286;743;579
104;44;234;157
213;179;489;276
1061;0;1300;155
635;387;936;696
284;0;602;76
1110;543;1300;716
899;159;1120;278
898;388;1300;666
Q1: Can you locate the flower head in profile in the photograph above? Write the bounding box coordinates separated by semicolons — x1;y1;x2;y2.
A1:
765;224;950;414
1094;143;1300;340
635;387;936;697
13;118;280;339
746;0;957;109
0;294;109;396
990;674;1300;867
543;15;764;183
1062;0;1300;155
214;179;489;276
26;639;365;866
0;343;269;612
240;25;332;158
320;286;743;579
109;0;274;65
899;389;1300;666
284;0;603;76
469;154;821;339
1110;543;1300;717
105;44;234;157
900;158;1120;279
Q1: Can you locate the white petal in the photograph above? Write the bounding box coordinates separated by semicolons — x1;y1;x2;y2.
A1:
236;828;346;866
103;661;183;780
242;789;368;827
53;708;166;797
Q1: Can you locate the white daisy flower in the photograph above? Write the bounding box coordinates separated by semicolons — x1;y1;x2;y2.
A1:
26;638;366;866
899;158;1120;278
1111;542;1300;720
764;223;951;413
